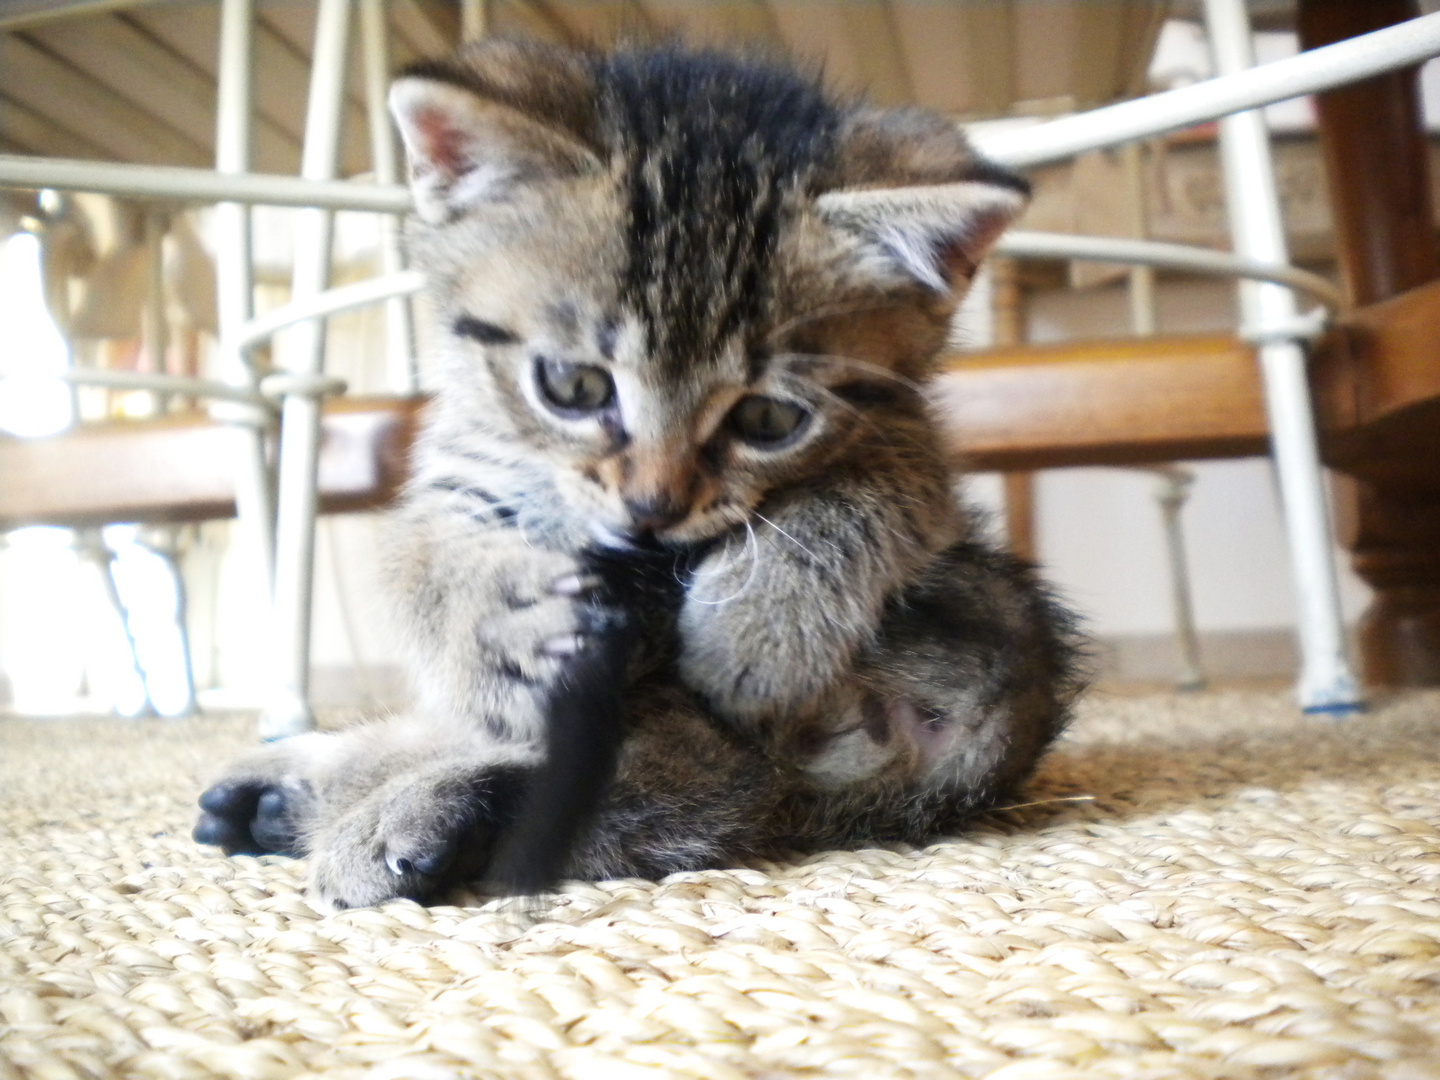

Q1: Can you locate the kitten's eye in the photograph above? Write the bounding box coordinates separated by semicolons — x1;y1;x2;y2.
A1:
728;395;810;447
536;357;615;413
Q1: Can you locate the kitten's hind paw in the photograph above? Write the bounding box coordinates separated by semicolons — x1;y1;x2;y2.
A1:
193;735;329;858
194;778;310;857
308;767;528;909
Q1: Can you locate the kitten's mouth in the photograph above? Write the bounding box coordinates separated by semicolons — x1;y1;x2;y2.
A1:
590;520;715;557
590;522;660;552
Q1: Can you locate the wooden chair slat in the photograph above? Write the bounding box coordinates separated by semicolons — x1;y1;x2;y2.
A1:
0;396;424;530
936;333;1269;471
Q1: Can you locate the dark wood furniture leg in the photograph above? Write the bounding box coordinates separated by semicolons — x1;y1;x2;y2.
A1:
1299;0;1440;686
1003;472;1038;563
990;257;1039;562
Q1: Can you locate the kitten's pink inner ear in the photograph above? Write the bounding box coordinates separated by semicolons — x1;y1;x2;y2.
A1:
389;77;599;222
409;105;469;177
815;181;1027;293
390;79;483;179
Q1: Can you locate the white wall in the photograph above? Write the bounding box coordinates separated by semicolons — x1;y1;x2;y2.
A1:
959;276;1372;641
1028;461;1370;638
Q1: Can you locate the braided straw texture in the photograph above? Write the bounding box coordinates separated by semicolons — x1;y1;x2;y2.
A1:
4;689;1440;1080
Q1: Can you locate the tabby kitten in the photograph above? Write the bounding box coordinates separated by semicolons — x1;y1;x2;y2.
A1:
194;39;1083;909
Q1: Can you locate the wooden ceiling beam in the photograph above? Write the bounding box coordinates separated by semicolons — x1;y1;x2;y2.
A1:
0;33;209;165
128;8;310;157
1011;2;1078;109
26;16;218;149
624;0;666;40
832;0;915;106
1070;5;1128;109
764;4;865;100
1116;4;1170;100
23;14;298;174
957;2;1016;116
0;91;112;161
389;0;460;58
253;4;381;176
509;0;587;47
643;0;781;47
736;0;782;44
486;0;565;45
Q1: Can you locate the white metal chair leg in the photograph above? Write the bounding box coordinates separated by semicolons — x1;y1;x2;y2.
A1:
214;0;276;593
359;0;418;394
1203;0;1362;714
74;528;155;718
139;524;201;717
1149;467;1207;692
259;0;353;740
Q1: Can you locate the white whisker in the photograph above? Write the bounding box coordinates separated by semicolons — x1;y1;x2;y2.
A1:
814;385;904;448
774;351;925;394
689;520;761;605
753;511;820;561
988;795;1096;814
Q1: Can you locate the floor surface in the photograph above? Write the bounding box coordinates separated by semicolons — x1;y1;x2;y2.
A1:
3;688;1440;1079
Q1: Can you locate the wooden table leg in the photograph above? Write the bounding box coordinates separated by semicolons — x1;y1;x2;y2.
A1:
1299;0;1440;686
1334;476;1440;686
1003;472;1037;563
989;256;1039;563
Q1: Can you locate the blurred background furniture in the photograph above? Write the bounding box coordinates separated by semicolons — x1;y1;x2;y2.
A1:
2;0;427;727
2;0;1438;726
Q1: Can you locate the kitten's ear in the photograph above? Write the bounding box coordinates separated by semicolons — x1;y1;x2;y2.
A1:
389;75;601;223
816;108;1028;293
815;182;1026;293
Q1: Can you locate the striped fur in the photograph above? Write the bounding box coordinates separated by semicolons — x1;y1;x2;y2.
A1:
194;41;1083;909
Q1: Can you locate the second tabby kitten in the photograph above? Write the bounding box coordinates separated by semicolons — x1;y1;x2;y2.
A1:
194;40;1084;908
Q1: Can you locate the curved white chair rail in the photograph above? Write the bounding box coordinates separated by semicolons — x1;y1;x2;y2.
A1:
51;272;426;410
58;369;270;408
1;11;1437;209
234;270;425;353
974;10;1440;168
995;232;1342;310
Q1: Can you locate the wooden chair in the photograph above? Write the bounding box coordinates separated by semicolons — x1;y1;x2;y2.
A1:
0;0;424;731
0;396;420;532
941;0;1440;691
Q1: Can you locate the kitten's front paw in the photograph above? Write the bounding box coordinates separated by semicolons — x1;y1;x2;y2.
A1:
477;557;624;686
307;768;527;909
680;544;859;722
193;738;327;857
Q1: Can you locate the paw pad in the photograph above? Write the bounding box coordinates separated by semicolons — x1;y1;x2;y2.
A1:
193;781;304;857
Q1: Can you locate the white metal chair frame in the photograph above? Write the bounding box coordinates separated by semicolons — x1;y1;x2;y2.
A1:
3;1;1439;730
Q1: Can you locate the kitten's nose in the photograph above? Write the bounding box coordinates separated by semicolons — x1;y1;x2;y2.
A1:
622;494;689;535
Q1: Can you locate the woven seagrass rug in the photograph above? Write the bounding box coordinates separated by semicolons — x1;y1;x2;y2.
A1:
3;687;1440;1080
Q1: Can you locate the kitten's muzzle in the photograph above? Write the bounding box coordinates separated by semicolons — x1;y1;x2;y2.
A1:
591;520;668;553
621;493;690;537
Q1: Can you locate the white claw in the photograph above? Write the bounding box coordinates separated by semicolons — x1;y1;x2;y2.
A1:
541;634;585;657
385;853;409;877
553;573;601;597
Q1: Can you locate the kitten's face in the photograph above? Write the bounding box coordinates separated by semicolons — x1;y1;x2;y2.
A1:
392;43;1027;548
429;175;956;548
